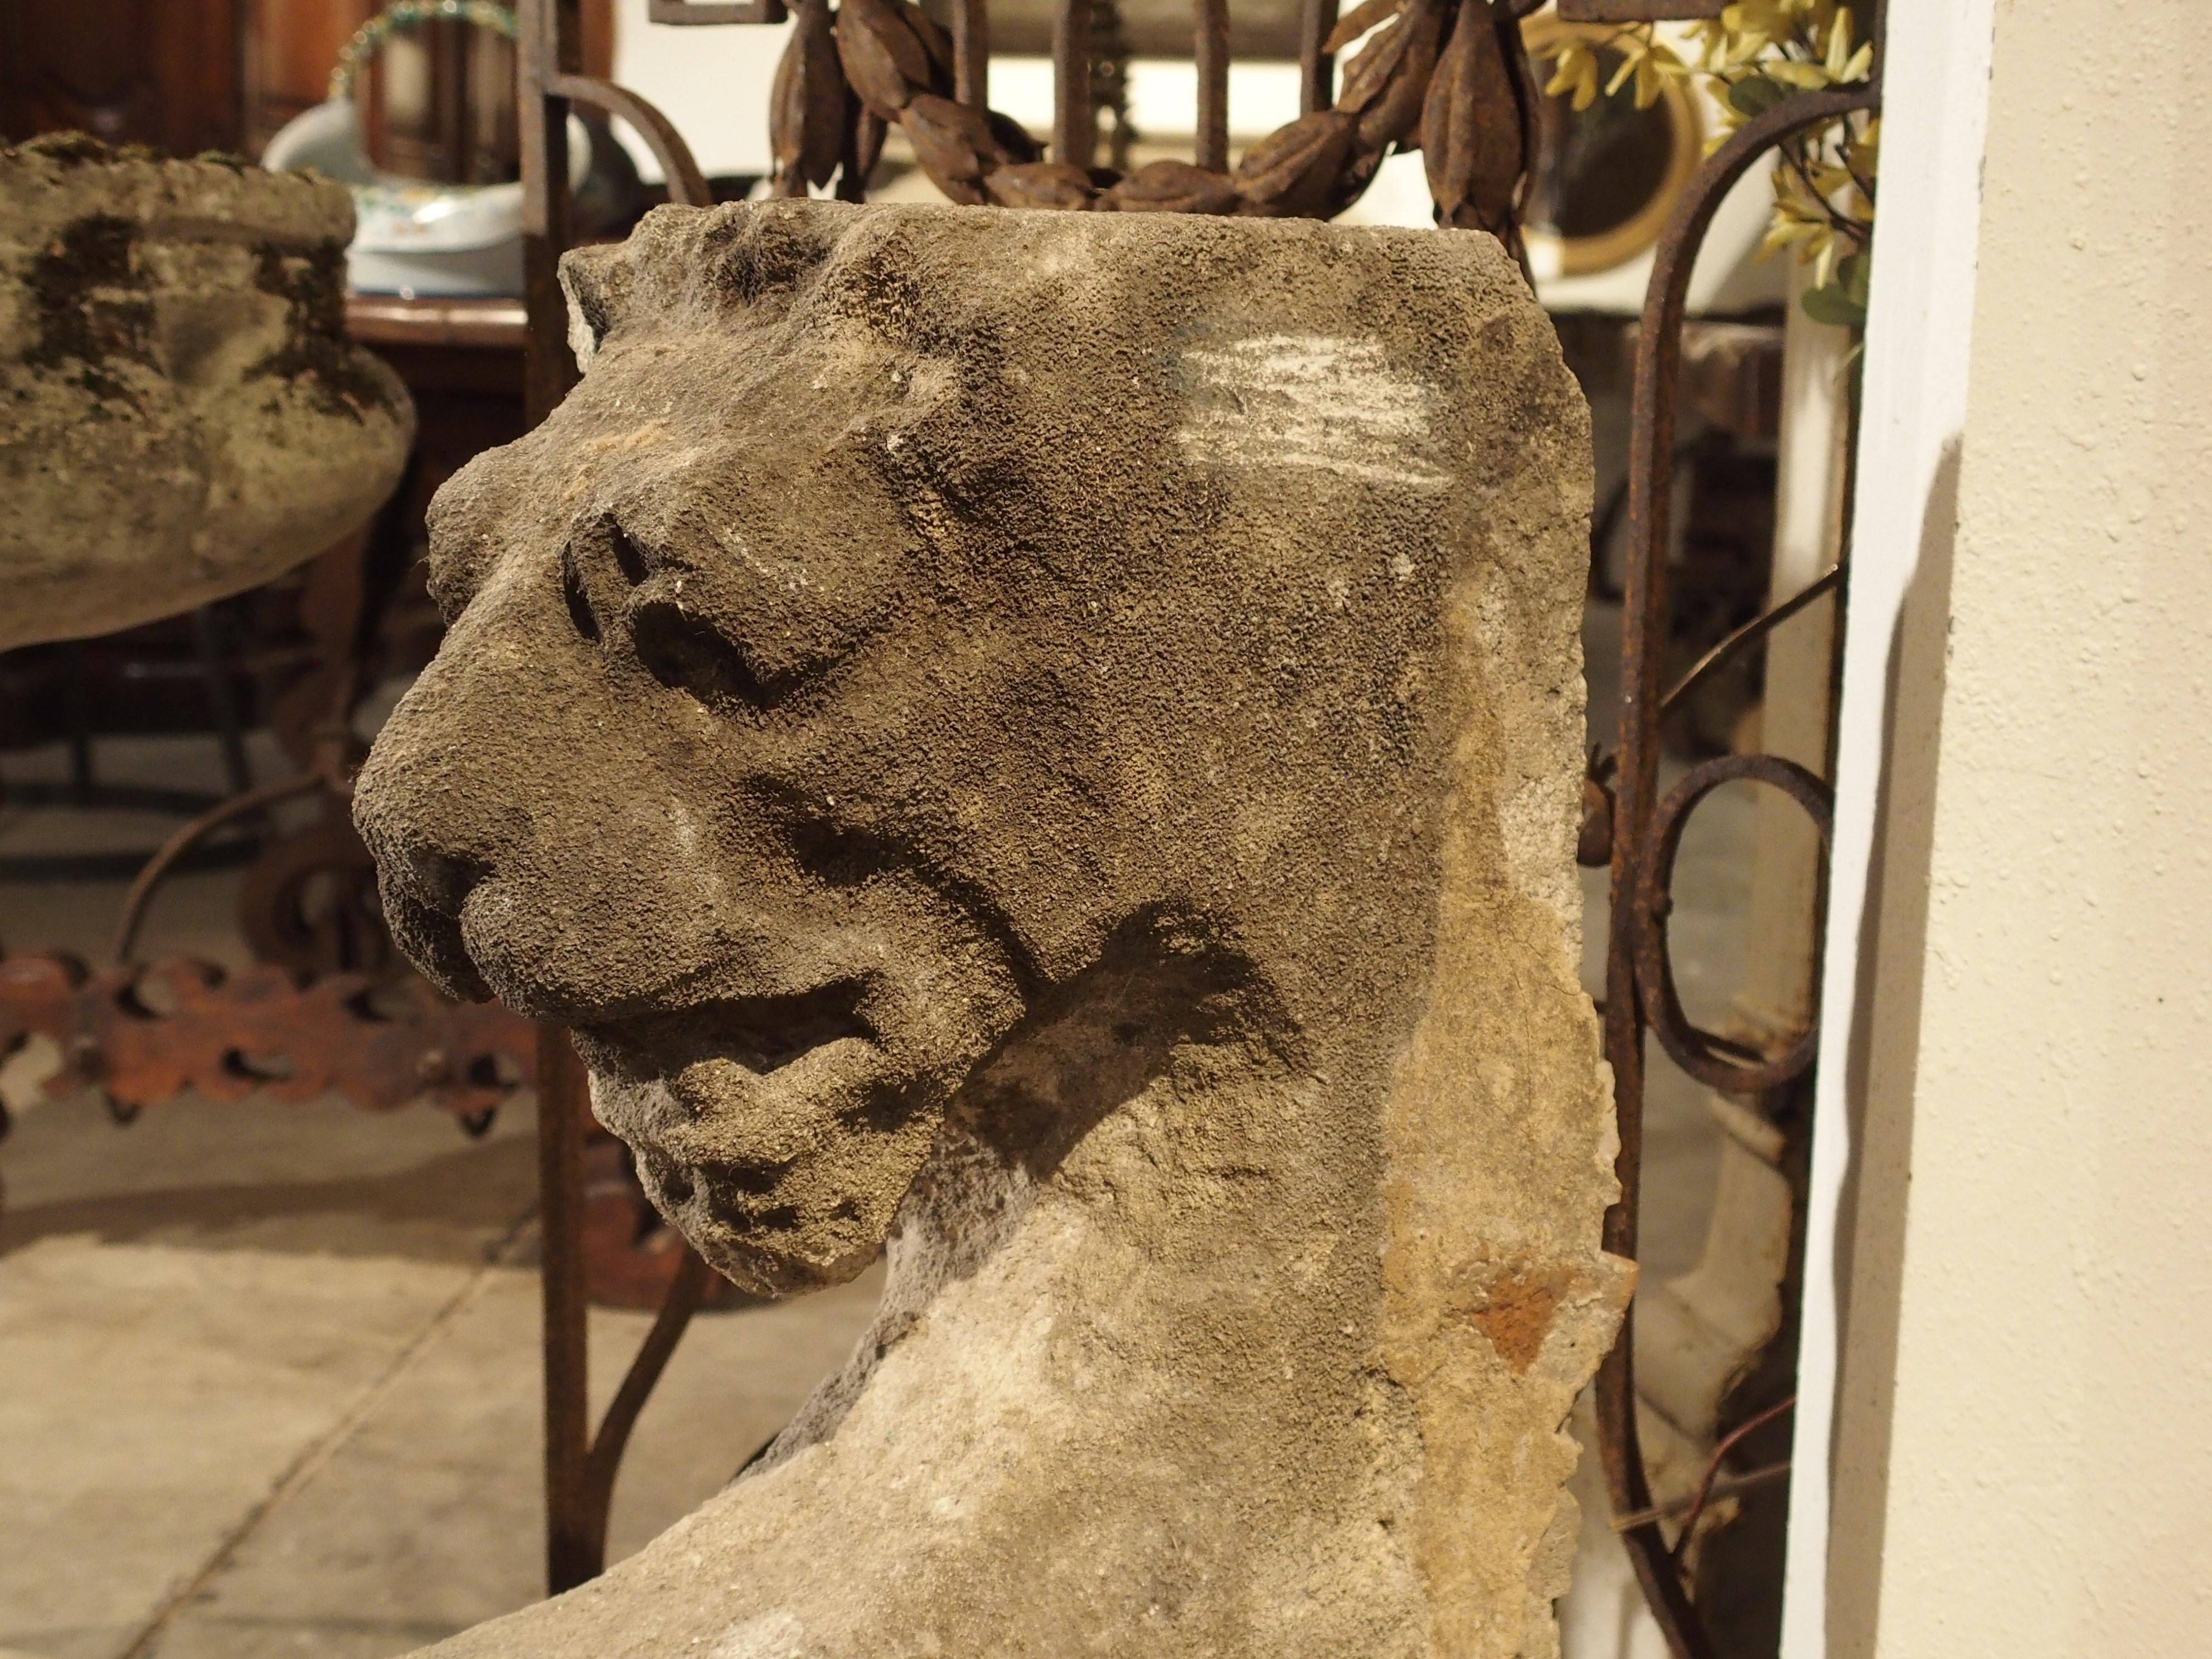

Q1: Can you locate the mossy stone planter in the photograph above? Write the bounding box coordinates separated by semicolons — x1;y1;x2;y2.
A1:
1;135;415;650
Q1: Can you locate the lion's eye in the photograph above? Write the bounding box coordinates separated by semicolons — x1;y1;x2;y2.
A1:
559;511;845;711
629;596;780;710
560;515;652;645
560;545;600;642
608;520;649;586
559;516;776;708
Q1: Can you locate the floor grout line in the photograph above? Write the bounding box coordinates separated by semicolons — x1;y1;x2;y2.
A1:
110;1204;542;1659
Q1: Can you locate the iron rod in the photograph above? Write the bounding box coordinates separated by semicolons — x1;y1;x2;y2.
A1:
1194;0;1230;172
1297;0;1340;115
520;2;717;1600
521;4;592;1602
1558;0;1724;20
575;1249;716;1568
520;0;581;424
953;0;989;108
190;607;255;798
1599;82;1878;1659
538;1023;594;1594
548;73;711;205
646;0;788;18
1660;565;1841;721
1053;0;1095;169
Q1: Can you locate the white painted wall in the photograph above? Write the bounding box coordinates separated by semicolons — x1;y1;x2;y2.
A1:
1792;2;2212;1654
608;0;788;180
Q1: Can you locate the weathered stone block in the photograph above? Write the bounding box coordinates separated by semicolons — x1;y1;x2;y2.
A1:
355;200;1626;1658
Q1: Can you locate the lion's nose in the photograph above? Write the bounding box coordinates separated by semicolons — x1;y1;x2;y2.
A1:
364;833;493;1003
355;565;651;1014
353;639;537;1001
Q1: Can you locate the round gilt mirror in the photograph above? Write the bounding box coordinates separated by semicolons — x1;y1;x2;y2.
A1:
1520;17;1704;279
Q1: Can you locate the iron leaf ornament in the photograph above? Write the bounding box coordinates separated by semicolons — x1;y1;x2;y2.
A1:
766;0;1533;248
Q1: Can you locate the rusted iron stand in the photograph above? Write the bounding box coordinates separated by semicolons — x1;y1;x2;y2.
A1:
535;1025;716;1590
536;1027;595;1591
517;1;725;1588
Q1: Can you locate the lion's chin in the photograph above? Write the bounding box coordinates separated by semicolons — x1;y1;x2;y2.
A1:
677;1210;884;1300
634;1146;903;1298
589;1065;941;1299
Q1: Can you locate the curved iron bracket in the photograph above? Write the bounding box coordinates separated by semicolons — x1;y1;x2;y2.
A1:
1634;753;1835;1093
547;72;713;208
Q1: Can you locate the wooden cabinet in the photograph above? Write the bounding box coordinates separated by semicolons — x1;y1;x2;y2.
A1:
243;0;381;158
6;1;617;164
0;0;245;153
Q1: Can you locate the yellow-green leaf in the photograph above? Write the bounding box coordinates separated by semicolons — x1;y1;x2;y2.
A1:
1826;7;1854;76
1768;60;1832;89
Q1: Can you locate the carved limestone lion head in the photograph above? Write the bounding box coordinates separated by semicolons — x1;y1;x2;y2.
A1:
354;200;1587;1298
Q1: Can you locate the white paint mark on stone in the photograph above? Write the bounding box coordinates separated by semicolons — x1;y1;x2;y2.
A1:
710;1609;806;1659
1176;334;1449;490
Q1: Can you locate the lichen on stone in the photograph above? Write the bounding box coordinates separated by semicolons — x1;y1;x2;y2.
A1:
20;213;152;407
1;142;413;649
245;240;399;421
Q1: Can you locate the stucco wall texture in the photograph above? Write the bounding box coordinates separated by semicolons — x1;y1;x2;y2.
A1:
1829;2;2212;1655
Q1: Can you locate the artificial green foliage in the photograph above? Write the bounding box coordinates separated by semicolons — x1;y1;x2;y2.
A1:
1537;2;1878;330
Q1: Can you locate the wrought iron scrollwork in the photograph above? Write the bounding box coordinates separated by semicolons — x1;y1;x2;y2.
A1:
1595;72;1881;1659
1634;752;1833;1094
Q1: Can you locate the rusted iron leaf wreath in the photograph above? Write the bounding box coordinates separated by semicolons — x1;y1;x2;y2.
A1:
769;0;1537;259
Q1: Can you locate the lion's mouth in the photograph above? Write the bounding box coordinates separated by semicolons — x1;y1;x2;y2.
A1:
578;986;908;1291
570;980;874;1084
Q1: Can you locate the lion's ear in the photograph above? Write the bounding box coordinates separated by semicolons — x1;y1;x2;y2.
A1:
697;200;850;308
560;202;852;373
559;240;631;375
